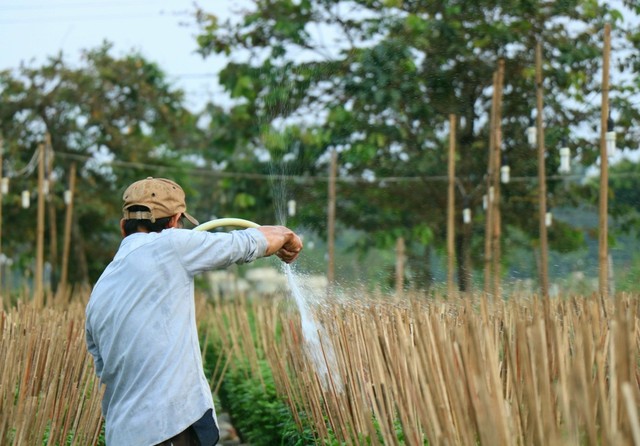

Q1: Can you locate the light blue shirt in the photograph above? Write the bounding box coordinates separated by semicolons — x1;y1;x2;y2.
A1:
85;227;267;446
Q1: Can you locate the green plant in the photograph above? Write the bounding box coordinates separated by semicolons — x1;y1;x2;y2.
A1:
211;357;316;445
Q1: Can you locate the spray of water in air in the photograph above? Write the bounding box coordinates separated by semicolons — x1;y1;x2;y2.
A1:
270;160;343;392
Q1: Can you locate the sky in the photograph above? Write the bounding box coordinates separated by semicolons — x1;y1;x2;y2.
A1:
1;0;637;145
0;0;244;111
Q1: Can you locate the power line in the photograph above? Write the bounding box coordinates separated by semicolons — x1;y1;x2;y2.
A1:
52;150;640;185
54;151;430;184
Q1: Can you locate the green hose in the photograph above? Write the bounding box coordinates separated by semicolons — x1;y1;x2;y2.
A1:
193;217;260;232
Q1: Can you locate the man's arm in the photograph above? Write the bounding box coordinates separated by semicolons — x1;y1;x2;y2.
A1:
256;226;303;263
85;325;104;378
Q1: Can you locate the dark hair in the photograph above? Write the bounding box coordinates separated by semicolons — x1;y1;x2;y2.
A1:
122;205;173;236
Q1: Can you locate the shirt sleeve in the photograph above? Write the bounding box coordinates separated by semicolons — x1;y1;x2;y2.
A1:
85;321;104;378
169;227;268;276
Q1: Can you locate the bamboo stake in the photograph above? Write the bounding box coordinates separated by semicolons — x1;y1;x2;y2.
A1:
491;60;505;299
327;147;337;288
622;383;640;445
395;236;405;296
1;302;103;445
45;135;57;299
35;144;45;308
599;23;611;298
204;288;640;445
447;114;456;298
535;41;550;298
0;136;3;306
484;72;499;296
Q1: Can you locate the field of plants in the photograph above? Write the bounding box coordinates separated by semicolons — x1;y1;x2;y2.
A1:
2;288;639;445
3;1;640;444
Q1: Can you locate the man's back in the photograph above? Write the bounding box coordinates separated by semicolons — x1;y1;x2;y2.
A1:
86;228;267;445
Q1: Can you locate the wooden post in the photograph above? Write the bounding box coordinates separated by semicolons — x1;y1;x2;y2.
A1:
462;218;472;292
447;114;457;298
0;136;3;303
327;148;337;288
491;60;505;299
35;143;45;307
45;134;57;296
536;41;549;299
395;236;405;296
599;23;611;298
59;162;77;300
484;71;499;296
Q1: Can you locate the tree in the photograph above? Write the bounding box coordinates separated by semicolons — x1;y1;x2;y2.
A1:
607;159;640;233
195;0;640;290
0;43;202;286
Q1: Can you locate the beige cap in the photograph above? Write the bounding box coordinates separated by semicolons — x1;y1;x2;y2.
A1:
122;177;199;226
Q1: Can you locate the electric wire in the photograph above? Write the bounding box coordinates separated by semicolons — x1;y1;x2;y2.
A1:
50;150;639;185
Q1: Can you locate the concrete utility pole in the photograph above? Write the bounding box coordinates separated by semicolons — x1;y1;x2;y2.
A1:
599;23;611;298
447;114;456;298
536;41;549;299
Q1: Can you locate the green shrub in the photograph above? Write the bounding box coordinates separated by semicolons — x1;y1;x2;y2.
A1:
214;358;317;446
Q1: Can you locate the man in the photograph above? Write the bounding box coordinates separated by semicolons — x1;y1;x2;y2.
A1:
85;177;302;446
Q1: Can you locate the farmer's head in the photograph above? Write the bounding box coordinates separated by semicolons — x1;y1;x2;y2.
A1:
120;177;199;236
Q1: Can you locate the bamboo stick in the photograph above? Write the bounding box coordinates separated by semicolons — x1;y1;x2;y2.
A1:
535;41;550;298
447;114;457;298
59;162;76;301
327;148;337;288
492;60;505;299
484;72;499;296
203;287;640;445
0;136;3;307
45;134;58;300
599;23;611;298
1;302;103;445
35;144;45;307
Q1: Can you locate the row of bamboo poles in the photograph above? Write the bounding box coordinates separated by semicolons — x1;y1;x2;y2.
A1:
445;26;613;300
0;134;79;310
326;25;614;299
0;300;103;445
204;291;640;445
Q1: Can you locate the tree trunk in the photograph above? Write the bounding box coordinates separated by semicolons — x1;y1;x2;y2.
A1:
395;236;405;296
408;243;432;294
456;225;472;293
71;213;90;286
47;198;58;292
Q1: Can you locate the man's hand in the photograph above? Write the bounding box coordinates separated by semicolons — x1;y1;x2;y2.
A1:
257;226;303;263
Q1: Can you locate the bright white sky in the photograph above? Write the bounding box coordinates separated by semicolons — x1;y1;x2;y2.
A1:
1;0;637;131
0;0;246;111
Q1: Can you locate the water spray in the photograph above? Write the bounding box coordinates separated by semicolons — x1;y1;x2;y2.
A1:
193;217;342;391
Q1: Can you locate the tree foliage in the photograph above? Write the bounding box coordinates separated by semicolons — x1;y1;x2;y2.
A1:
608;159;640;234
195;0;640;288
0;44;201;284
